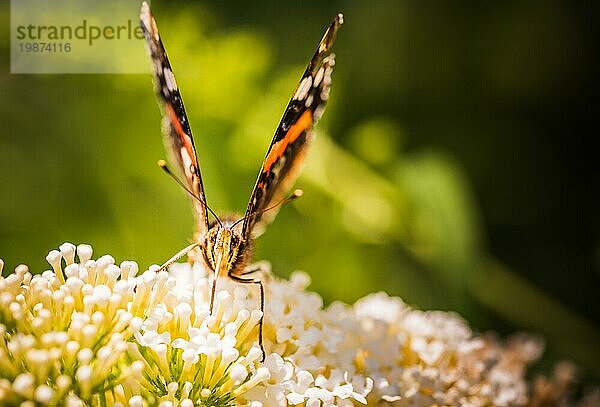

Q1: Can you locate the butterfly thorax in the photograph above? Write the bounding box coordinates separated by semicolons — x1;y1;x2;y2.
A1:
201;220;251;277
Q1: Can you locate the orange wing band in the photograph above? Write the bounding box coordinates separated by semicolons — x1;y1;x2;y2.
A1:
166;104;197;165
262;110;313;173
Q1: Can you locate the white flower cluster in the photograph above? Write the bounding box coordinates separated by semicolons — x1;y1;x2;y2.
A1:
0;243;143;405
352;293;543;406
0;244;269;406
131;262;270;405
244;276;543;407
0;243;579;406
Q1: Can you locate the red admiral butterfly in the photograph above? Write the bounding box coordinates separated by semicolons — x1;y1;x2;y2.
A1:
140;2;342;360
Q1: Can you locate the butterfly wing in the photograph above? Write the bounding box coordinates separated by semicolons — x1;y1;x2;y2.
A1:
140;2;209;236
241;14;343;239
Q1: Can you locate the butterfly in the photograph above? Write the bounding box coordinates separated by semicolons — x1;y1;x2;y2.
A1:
140;2;342;360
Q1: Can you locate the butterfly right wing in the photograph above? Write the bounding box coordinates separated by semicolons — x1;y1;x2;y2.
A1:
140;2;209;236
241;14;343;239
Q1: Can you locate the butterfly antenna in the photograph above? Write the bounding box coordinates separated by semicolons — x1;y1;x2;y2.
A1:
230;189;304;229
158;160;223;227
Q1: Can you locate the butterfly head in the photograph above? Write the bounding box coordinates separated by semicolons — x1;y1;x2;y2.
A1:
203;224;244;276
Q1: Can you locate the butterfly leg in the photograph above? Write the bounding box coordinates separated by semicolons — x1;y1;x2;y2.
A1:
154;242;199;273
228;272;266;362
209;273;218;314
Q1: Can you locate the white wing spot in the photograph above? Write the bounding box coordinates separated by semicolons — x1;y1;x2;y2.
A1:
305;94;314;108
314;105;325;121
293;76;312;101
324;54;336;67
181;147;194;178
140;4;152;30
163;67;178;91
313;67;324;88
140;3;159;42
323;65;333;87
152;58;162;75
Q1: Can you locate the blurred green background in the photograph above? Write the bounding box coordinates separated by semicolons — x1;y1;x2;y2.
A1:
1;0;598;380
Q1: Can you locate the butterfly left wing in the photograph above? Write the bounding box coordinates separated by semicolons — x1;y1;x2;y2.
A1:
140;2;210;237
241;14;343;239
